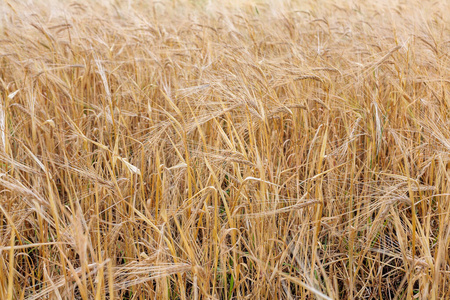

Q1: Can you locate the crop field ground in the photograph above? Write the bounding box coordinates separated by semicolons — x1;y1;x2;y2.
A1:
0;0;449;299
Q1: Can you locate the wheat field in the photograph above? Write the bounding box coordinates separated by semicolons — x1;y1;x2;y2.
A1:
0;0;449;299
